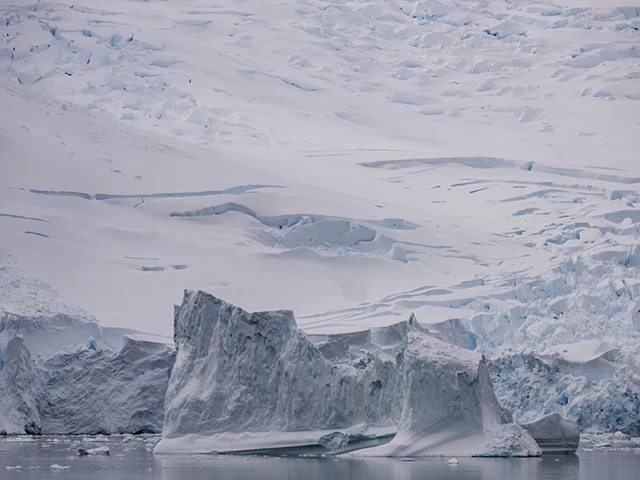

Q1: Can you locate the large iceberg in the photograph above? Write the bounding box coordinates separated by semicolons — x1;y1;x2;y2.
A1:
0;312;175;435
155;290;540;457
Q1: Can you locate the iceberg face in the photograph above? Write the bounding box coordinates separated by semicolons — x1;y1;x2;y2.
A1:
0;335;41;434
161;290;401;450
156;291;538;457
520;413;580;454
39;335;175;434
0;313;175;435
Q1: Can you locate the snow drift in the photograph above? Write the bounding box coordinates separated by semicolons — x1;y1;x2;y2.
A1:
156;290;540;457
0;312;175;435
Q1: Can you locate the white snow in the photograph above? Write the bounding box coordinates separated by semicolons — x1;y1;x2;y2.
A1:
0;0;639;440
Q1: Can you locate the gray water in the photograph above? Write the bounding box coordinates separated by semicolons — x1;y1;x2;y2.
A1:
1;436;639;480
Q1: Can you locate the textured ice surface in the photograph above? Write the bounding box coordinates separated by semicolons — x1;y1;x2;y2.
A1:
489;350;640;436
0;313;174;435
0;335;40;435
520;413;580;454
156;291;537;457
39;335;175;434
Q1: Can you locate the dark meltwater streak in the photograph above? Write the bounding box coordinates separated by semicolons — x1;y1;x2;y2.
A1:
1;437;639;480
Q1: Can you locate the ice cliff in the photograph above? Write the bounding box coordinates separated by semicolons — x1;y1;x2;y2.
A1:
489;348;640;436
0;334;40;434
0;312;175;435
156;290;540;457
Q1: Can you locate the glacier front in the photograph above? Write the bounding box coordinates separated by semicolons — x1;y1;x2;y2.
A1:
155;290;540;457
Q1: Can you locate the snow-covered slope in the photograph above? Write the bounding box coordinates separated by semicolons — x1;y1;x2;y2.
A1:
156;290;540;457
2;0;639;337
1;0;639;437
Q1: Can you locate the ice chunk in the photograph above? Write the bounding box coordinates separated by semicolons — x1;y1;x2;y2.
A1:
520;413;580;454
78;445;110;456
474;424;542;457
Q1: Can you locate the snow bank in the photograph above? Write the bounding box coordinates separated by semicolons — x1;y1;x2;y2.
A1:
520;413;580;454
156;291;537;457
0;314;175;435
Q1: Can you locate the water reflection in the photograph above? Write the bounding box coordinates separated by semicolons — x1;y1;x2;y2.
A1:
6;437;640;480
155;455;582;480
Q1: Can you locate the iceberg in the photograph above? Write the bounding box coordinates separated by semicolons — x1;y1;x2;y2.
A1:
39;335;175;434
155;290;540;457
0;312;175;435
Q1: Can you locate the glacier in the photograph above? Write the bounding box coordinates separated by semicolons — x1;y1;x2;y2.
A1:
0;0;639;447
490;349;640;437
155;290;540;457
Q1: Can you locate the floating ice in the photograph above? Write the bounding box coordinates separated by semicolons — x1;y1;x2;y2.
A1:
78;445;110;456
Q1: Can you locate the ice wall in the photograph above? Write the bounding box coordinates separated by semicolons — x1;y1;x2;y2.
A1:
157;290;539;457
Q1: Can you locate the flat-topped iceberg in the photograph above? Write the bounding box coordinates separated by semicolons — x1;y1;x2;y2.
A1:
155;290;540;457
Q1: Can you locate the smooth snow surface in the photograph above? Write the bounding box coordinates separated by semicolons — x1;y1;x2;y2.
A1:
156;291;537;457
1;0;640;438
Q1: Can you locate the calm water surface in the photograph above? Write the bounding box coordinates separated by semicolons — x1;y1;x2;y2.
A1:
1;436;639;480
